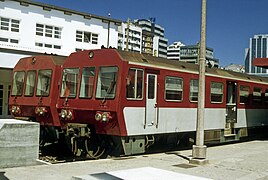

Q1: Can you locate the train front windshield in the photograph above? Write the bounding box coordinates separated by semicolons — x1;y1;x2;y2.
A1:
36;70;52;97
96;66;118;99
60;66;118;99
60;68;79;98
11;70;53;97
11;71;25;96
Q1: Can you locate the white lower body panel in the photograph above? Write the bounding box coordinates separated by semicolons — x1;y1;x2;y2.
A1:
123;107;268;136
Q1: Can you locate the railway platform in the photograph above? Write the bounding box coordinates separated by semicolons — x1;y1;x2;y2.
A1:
0;139;267;180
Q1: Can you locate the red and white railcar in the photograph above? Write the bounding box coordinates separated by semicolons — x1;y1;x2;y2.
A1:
57;49;268;157
9;55;65;142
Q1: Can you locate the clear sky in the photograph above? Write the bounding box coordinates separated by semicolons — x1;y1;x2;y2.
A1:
35;0;268;67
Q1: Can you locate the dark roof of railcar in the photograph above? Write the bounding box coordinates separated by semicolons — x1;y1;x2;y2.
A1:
117;50;268;84
15;55;66;69
50;55;66;65
27;55;66;65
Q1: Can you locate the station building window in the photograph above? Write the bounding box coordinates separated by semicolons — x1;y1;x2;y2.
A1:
35;42;61;50
190;79;198;102
0;17;20;32
36;23;62;39
126;68;143;100
239;85;250;104
165;76;183;101
210;82;223;103
76;30;98;44
0;37;19;44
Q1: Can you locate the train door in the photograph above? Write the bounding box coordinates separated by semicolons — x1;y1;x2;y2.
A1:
225;81;237;136
145;74;158;128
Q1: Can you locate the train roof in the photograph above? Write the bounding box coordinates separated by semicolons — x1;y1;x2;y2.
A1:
117;50;268;84
14;55;66;70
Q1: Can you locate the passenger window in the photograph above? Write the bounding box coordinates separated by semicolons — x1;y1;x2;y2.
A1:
126;68;143;100
11;71;25;96
239;85;249;104
210;82;223;103
25;70;36;96
79;67;95;98
190;79;198;102
253;87;262;104
36;70;52;97
165;76;183;101
60;68;79;98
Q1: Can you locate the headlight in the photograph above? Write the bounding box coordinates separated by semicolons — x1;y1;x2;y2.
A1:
102;112;108;122
11;106;21;115
95;112;102;121
35;107;47;116
66;110;72;119
60;109;67;119
95;111;112;122
60;109;73;120
11;106;17;113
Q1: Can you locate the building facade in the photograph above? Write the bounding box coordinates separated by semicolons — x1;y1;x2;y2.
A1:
167;41;185;60
0;0;121;68
180;44;219;68
0;0;122;118
224;63;245;73
245;34;268;75
134;19;168;58
0;68;12;119
117;20;142;53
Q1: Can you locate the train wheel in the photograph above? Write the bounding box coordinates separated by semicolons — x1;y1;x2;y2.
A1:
84;137;106;159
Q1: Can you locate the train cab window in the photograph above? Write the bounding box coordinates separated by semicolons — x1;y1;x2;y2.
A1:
36;70;52;97
96;66;118;99
190;79;198;102
79;67;95;98
264;89;268;104
253;87;262;104
126;68;144;100
24;70;36;96
239;85;249;104
210;82;223;103
165;76;183;101
11;71;25;96
60;68;79;98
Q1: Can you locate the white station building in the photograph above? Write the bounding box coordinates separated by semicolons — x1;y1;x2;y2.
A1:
0;0;121;68
0;0;122;118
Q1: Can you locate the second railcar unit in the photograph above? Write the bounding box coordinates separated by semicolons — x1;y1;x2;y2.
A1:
56;49;268;157
9;55;66;143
